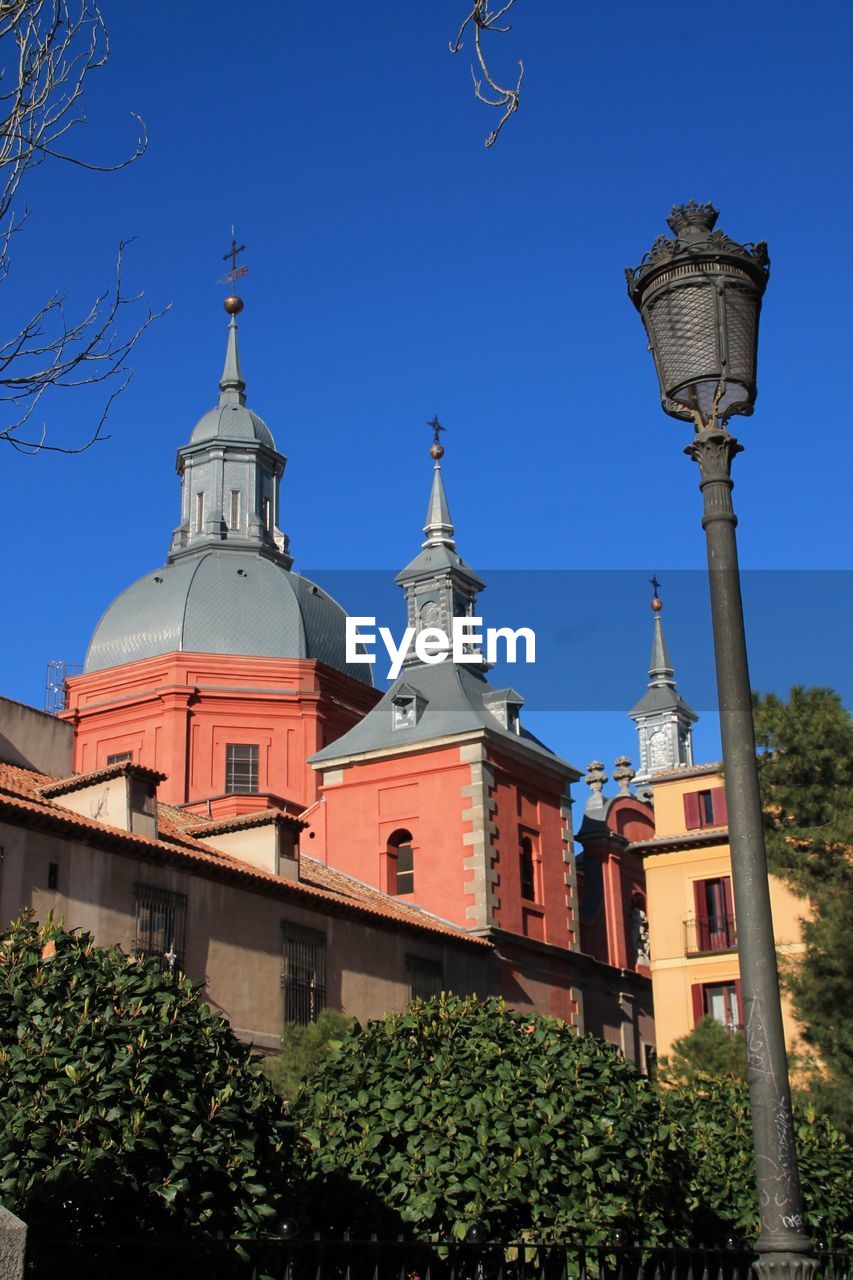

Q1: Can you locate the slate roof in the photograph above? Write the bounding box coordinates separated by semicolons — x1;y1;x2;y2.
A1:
84;550;374;685
0;761;489;949
311;659;580;777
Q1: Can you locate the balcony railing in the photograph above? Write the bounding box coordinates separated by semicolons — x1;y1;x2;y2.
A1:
684;914;737;955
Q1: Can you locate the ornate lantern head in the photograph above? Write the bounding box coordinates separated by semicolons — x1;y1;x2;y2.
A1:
626;202;770;427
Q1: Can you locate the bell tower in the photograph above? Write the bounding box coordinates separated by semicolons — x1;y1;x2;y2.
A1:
394;420;485;666
629;582;697;786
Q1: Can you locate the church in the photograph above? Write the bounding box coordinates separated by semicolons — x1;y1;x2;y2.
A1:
0;290;707;1065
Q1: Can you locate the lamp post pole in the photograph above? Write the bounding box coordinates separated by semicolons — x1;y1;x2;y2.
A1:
626;205;816;1280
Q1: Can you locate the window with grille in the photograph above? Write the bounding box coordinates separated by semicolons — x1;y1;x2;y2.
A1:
407;956;443;1002
282;924;326;1024
106;750;133;765
225;743;259;794
134;885;187;972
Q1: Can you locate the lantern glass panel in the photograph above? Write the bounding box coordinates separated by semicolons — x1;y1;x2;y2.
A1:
627;205;768;426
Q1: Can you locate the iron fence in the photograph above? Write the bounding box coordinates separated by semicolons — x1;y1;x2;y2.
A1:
23;1234;852;1280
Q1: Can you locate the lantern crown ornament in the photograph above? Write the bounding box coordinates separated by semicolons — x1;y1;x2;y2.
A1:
626;203;770;429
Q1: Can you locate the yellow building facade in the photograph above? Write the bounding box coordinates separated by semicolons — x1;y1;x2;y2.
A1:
629;762;808;1060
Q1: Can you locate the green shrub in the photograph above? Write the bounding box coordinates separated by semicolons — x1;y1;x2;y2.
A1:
659;1017;748;1086
292;993;679;1241
264;1008;355;1102
0;913;290;1240
663;1074;853;1245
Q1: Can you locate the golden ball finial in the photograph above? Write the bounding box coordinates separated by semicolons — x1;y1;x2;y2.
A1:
224;295;244;316
430;442;445;460
651;596;663;613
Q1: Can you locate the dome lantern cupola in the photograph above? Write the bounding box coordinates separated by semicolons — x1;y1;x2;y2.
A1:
169;296;292;568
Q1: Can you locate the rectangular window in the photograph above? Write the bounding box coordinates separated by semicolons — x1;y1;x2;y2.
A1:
47;862;58;891
282;924;326;1024
688;875;736;953
684;785;728;830
394;842;414;895
519;835;537;902
225;743;259;794
263;496;272;530
407;956;443;1002
106;750;133;765
229;490;241;531
134;885;187;972
692;980;743;1032
195;491;205;534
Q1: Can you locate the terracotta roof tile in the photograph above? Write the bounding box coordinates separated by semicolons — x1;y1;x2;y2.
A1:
0;762;488;949
38;761;167;797
186;808;306;837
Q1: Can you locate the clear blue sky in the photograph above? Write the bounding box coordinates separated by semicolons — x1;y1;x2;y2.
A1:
4;1;851;781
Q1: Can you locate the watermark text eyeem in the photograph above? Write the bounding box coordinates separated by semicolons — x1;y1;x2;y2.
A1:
346;617;536;681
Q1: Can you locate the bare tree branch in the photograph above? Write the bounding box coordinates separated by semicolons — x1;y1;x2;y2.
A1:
450;0;524;148
0;0;157;453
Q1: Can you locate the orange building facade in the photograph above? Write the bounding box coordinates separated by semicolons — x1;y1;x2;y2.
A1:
49;300;655;1057
629;762;808;1060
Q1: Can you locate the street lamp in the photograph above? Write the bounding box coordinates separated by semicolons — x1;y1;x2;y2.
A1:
626;203;816;1280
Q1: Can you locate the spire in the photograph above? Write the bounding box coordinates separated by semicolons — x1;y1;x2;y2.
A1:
629;578;698;784
423;416;455;548
220;296;246;406
394;419;485;669
648;609;674;684
647;573;673;683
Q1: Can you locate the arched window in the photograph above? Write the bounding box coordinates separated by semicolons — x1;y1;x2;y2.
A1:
519;835;536;902
388;829;414;896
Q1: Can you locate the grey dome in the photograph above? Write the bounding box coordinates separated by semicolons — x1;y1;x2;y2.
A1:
190;402;275;450
84;550;373;684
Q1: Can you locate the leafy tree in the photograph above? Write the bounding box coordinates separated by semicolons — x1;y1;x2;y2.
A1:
753;687;853;1133
753;687;853;892
664;1075;853;1246
263;1008;355;1103
0;913;290;1240
293;993;680;1242
659;1017;747;1087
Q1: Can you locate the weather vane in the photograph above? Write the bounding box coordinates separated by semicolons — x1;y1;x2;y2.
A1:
427;415;446;445
427;415;446;460
219;226;248;286
650;573;661;599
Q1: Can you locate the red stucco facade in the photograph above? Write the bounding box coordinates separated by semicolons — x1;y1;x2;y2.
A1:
63;653;379;812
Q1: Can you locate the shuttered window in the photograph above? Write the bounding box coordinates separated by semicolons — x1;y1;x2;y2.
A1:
282;924;326;1025
684;786;728;830
690;876;736;952
691;979;743;1032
